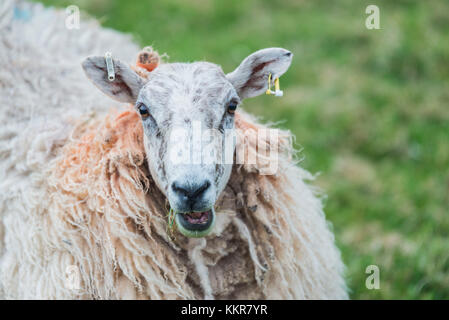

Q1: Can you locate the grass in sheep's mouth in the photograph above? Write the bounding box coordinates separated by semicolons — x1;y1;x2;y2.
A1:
167;208;215;239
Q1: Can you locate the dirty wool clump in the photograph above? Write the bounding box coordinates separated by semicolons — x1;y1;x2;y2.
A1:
0;0;347;299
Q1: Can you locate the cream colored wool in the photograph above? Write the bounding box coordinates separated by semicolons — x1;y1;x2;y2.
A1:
0;0;348;299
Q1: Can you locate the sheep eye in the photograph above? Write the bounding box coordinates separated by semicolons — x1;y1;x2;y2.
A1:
227;103;237;114
138;104;150;118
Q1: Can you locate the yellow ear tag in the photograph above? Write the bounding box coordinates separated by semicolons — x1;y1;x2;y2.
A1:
265;73;272;95
265;73;283;97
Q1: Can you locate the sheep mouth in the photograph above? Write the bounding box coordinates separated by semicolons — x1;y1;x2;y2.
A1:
175;208;215;238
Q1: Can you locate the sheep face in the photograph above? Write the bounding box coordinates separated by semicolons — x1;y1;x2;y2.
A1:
82;48;292;237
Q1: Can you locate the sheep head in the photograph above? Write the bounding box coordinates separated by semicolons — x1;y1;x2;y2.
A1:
81;48;293;238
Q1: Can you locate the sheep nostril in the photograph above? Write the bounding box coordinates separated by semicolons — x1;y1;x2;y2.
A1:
171;182;187;196
194;180;210;198
171;180;211;201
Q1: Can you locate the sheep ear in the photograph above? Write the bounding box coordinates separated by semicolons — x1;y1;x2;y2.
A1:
82;56;146;103
226;48;293;99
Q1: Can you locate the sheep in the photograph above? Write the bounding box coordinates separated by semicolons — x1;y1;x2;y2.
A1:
0;0;347;299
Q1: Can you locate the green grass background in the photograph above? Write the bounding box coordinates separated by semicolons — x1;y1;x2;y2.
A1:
36;0;449;299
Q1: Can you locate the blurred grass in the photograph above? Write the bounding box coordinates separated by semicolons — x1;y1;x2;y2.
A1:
36;0;449;299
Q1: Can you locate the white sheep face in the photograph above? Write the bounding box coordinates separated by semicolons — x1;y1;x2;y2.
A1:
82;47;292;237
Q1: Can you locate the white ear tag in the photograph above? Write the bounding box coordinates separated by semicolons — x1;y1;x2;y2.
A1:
104;52;115;82
265;73;283;97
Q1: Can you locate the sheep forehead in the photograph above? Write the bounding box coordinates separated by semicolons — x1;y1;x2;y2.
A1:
139;62;237;126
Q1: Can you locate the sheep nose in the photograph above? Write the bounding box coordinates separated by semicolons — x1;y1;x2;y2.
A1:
171;180;211;203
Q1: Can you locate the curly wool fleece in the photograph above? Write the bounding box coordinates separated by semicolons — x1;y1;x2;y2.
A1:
0;0;347;299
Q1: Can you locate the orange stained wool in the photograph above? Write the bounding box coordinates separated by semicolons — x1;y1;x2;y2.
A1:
55;107;147;200
136;47;160;72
